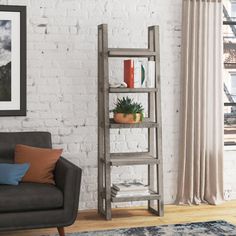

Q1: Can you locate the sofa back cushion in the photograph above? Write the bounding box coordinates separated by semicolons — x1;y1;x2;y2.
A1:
0;132;52;164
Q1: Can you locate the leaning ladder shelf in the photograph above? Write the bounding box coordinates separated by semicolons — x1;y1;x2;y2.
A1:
98;24;164;220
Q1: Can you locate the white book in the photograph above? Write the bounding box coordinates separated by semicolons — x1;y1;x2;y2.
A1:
112;186;149;193
134;60;142;88
112;191;151;198
112;182;149;192
147;61;155;88
111;188;149;195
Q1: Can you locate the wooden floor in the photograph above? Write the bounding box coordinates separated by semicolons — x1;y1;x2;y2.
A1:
1;201;236;236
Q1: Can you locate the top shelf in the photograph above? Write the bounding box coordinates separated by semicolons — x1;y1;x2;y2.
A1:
109;88;158;93
108;48;157;58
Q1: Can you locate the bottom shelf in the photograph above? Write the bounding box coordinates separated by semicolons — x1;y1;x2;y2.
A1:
111;192;160;203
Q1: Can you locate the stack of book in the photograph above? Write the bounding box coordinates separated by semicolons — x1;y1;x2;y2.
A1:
111;182;151;198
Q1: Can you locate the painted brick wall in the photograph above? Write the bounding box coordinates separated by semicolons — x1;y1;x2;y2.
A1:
224;150;236;200
3;0;235;210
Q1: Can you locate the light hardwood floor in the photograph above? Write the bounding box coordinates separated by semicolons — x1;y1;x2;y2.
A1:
1;201;236;236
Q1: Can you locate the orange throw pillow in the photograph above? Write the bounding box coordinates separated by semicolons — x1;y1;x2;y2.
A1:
15;144;62;185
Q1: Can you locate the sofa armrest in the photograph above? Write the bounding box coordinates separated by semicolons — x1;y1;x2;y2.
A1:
54;157;82;225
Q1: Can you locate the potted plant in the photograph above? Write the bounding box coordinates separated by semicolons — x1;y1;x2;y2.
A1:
111;97;144;124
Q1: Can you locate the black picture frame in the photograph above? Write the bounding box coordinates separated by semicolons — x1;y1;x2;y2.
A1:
0;5;26;116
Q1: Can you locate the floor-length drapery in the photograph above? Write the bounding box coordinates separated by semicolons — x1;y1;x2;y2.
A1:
176;0;224;205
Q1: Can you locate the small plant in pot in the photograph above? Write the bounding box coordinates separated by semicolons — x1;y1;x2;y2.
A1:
111;97;144;124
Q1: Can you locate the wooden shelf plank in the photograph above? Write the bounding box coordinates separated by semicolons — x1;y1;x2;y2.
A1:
109;119;159;129
110;157;159;166
109;153;159;166
108;48;157;57
109;88;158;93
110;152;149;157
112;193;160;202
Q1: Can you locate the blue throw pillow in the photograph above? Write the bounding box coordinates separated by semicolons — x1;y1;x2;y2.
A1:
0;163;30;185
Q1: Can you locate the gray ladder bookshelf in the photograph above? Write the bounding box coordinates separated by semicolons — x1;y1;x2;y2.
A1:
97;24;163;220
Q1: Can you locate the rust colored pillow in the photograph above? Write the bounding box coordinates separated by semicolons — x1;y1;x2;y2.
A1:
15;144;62;185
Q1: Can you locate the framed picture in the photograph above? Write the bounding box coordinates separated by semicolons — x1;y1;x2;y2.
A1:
0;5;26;116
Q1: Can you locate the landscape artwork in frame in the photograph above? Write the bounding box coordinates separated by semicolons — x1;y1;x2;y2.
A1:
0;5;26;116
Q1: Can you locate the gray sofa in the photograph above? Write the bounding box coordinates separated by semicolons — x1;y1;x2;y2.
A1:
0;132;82;236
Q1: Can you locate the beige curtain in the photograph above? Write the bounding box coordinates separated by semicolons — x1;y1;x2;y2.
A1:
176;0;224;205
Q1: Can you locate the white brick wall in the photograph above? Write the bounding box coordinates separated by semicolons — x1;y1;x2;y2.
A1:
224;150;236;200
2;0;234;210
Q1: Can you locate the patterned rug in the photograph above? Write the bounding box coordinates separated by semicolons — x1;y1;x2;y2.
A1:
54;220;236;235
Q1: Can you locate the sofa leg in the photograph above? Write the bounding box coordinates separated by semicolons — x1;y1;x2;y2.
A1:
57;227;65;236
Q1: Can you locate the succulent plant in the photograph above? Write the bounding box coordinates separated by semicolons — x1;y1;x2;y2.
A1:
111;97;144;121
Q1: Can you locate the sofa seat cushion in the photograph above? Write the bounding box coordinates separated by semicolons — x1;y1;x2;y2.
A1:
0;183;63;213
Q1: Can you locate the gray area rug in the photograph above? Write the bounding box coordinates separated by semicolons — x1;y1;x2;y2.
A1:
52;220;236;236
